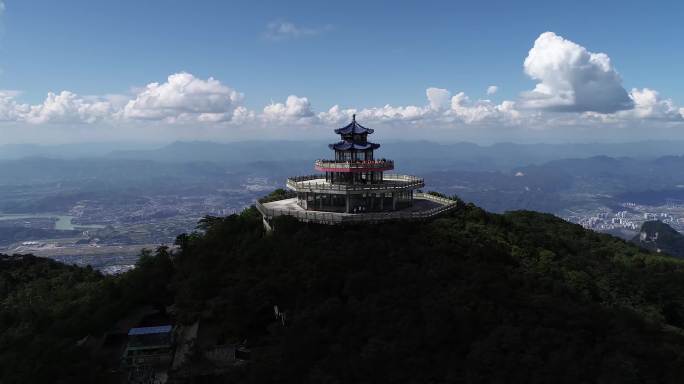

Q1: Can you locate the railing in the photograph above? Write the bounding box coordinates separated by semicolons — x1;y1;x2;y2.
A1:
286;174;425;192
415;192;458;206
314;159;394;171
258;191;297;203
255;192;460;225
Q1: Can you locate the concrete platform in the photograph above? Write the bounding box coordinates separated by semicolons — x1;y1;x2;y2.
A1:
286;174;424;194
256;193;459;225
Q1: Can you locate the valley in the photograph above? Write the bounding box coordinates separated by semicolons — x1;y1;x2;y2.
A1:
5;141;684;271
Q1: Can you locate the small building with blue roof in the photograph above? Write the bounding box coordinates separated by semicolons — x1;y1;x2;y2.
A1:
122;324;174;368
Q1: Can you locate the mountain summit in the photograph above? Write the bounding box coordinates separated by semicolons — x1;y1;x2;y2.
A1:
632;220;684;258
4;202;684;382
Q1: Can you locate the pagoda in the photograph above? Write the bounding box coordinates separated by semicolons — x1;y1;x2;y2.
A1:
256;116;458;226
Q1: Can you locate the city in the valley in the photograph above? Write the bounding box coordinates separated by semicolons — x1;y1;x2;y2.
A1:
4;140;684;272
563;202;684;237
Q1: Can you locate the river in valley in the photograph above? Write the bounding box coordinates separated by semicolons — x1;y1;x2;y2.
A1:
0;213;105;230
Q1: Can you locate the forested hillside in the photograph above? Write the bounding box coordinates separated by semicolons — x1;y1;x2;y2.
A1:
4;200;684;383
632;220;684;258
0;251;174;382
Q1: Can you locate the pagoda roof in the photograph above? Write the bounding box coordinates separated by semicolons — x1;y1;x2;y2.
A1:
328;140;381;151
334;114;374;135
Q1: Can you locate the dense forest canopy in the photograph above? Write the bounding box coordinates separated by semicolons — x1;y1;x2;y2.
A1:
3;199;684;382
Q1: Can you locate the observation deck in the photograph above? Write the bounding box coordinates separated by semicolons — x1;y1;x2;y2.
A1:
286;174;423;194
256;192;460;225
314;159;394;173
256;115;459;227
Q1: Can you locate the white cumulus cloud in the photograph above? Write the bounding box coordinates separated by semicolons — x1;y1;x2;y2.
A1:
628;88;683;120
426;87;451;110
262;95;315;122
26;91;113;124
318;105;355;125
0;91;29;122
122;72;243;123
0;36;680;143
318;88;519;126
357;104;431;122
521;31;633;113
448;92;519;123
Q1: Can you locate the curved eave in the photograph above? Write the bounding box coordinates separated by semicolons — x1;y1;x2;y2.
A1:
328;141;381;151
334;122;375;135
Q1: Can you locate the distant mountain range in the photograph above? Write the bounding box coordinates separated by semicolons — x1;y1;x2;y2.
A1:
0;142;157;160
6;146;684;214
2;140;684;172
5;141;684;216
515;156;684;204
106;140;684;172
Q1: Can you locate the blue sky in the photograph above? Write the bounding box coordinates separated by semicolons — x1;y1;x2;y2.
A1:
0;0;683;144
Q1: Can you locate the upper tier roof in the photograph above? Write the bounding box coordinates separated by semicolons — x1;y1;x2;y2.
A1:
334;114;374;135
328;140;381;151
